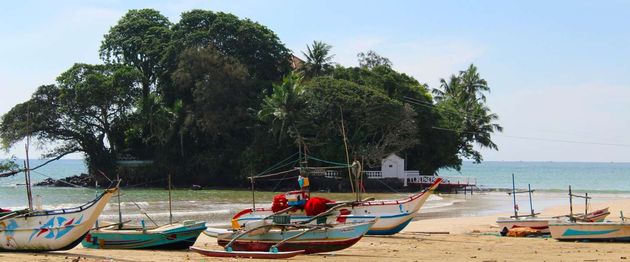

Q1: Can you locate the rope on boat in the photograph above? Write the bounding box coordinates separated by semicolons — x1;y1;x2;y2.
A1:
250;168;299;179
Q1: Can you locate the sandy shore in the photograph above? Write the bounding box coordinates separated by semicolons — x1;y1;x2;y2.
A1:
2;197;630;261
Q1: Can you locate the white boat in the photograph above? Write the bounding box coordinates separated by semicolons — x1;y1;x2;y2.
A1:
0;185;118;251
231;178;442;235
549;221;630;241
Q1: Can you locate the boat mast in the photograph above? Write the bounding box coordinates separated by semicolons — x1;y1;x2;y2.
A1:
117;173;122;229
24;103;34;211
568;185;573;221
511;173;517;218
528;184;534;216
339;107;356;201
168;173;173;225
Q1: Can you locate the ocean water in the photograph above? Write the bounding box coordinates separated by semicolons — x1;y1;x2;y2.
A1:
1;159;629;225
438;161;630;193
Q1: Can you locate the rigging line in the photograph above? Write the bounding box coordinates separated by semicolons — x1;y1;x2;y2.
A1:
250;167;299;179
431;126;630;148
403;96;435;106
305;155;352;167
256;153;300;176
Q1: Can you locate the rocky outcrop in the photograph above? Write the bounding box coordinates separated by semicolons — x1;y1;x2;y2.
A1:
34;173;95;187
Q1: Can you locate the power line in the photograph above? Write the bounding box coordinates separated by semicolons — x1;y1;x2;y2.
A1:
431;126;630;148
403;96;630;148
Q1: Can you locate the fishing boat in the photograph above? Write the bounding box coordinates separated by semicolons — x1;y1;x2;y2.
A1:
549;221;630;241
193;220;374;259
81;175;206;249
81;220;206;249
497;178;610;235
0;184;118;251
232;178;442;235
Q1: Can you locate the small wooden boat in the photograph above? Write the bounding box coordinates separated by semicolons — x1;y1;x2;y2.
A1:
497;207;610;234
497;176;610;235
549;221;630;241
216;221;374;254
0;185;118;251
81;220;206;249
233;178;441;235
190;247;304;259
82;174;206;249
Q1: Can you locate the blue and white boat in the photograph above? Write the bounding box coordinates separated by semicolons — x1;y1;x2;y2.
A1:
549;221;630;241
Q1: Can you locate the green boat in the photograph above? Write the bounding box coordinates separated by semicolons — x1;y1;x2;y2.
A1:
81;220;206;249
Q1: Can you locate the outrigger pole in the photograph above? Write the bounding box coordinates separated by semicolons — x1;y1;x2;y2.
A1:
508;174;537;218
568;185;591;222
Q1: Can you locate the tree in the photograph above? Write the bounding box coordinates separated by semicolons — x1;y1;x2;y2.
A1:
301;41;335;78
432;64;503;164
172;10;291;82
0;64;141;176
258;72;305;146
299;77;418;167
357;50;392;69
100;9;172;99
169;46;254;185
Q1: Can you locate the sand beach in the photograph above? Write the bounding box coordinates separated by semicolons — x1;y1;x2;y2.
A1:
2;194;629;262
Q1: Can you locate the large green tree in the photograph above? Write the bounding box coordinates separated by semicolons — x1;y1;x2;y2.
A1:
169;46;254;185
171;10;291;82
100;9;172;99
0;64;141;175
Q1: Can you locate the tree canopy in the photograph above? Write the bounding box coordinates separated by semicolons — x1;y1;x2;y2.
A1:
0;9;502;187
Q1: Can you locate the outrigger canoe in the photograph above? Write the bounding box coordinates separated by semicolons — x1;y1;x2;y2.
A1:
232;178;442;235
0;184;118;251
81;220;206;249
496;207;610;234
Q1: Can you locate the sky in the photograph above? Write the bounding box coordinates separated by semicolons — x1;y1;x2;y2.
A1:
1;0;629;162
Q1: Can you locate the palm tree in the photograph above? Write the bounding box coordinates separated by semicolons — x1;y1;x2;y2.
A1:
433;64;503;162
301;41;334;78
258;72;305;146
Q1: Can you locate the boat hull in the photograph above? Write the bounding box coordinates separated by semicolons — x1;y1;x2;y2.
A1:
81;221;206;249
0;188;117;251
233;178;442;235
218;222;373;254
549;222;630;241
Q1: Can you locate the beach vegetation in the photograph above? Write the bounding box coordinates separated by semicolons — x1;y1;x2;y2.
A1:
0;9;502;187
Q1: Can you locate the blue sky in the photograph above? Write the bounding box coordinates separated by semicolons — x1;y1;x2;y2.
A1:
1;0;629;162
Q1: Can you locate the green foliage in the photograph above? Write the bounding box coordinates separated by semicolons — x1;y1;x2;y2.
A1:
300;77;417;167
432;64;503;164
0;63;141;175
169;46;255;184
0;8;502;187
172;9;291;81
357;50;392;69
0;156;19;173
258;72;305;146
100;9;172;98
301;41;335;78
